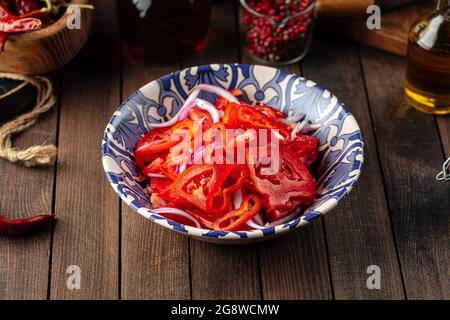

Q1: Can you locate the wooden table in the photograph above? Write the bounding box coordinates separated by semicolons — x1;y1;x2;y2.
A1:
0;0;448;300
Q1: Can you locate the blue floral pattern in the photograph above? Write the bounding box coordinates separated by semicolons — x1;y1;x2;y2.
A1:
102;64;364;243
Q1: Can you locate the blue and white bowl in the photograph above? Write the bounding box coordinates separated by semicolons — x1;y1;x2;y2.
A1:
102;64;364;244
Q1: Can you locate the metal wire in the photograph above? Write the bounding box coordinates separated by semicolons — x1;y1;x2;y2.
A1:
436;156;450;181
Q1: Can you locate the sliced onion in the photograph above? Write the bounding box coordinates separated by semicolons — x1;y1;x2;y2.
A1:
233;189;243;209
179;162;187;174
151;207;201;228
246;219;266;230
273;131;285;141
149;89;199;128
195;98;220;123
253;213;264;225
291;119;309;140
178;89;201;120
265;211;301;228
280;113;305;125
146;173;167;178
198;84;239;104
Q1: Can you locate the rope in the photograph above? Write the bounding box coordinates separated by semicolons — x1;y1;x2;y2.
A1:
0;73;57;167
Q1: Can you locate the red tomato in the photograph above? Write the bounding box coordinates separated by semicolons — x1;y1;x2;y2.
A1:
171;164;216;211
247;147;316;221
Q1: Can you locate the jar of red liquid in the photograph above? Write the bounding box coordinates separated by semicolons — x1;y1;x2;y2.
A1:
240;0;316;65
117;0;211;61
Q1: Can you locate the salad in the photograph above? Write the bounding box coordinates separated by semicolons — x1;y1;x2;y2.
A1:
134;84;320;231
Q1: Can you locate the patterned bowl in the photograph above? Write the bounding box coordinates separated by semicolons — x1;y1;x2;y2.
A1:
102;64;364;244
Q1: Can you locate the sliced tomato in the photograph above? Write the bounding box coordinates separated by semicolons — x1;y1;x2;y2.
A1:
135;127;181;169
188;107;213;129
236;105;291;140
222;102;240;128
254;105;286;119
205;164;248;216
212;195;261;231
247;146;316;221
287;134;319;167
171;164;216;211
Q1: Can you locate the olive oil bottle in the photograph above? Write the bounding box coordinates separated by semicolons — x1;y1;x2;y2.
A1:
404;0;450;115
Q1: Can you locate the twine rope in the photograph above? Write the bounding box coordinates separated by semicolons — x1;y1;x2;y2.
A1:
0;73;56;167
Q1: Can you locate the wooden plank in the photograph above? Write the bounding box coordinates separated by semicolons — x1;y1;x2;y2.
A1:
437;117;450;155
320;0;434;56
121;55;191;300
238;54;333;299
49;0;120;299
302;37;406;299
187;1;261;300
360;47;449;299
0;76;58;300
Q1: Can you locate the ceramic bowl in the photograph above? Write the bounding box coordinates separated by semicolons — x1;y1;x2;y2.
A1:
102;64;364;244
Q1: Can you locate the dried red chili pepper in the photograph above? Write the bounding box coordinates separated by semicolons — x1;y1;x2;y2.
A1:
0;2;41;33
0;214;55;237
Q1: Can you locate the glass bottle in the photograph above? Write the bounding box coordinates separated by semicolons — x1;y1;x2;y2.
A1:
117;0;211;62
404;0;450;115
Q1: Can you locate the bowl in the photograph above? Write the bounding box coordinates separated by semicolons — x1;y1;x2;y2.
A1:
102;63;364;244
0;0;93;75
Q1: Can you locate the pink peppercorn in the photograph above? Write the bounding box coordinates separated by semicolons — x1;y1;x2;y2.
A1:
241;0;316;64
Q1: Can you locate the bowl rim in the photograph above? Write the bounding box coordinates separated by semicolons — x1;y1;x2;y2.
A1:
102;63;364;240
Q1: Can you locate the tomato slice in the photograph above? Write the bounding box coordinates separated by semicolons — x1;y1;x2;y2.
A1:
188;107;213;129
205;164;248;216
236;105;291;140
286;135;319;167
212;195;261;231
222;102;240;128
247;146;316;221
171;164;216;211
135;127;181;169
254;105;286;119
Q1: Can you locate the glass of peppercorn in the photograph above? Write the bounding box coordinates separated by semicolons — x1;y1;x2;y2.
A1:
240;0;316;65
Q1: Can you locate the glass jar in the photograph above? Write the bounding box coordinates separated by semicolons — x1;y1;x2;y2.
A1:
404;0;450;115
240;0;316;65
117;0;211;61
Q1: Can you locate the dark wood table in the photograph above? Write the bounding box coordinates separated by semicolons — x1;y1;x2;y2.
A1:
0;0;448;300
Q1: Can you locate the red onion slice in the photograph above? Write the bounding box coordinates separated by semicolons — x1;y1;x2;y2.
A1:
146;173;167;178
151;207;201;228
149;89;200;128
195;98;220;123
198;84;239;104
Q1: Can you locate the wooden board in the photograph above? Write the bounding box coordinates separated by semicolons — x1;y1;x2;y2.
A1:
303;36;406;299
121;56;191;301
0;75;58;300
320;0;435;56
0;78;36;122
186;1;261;300
360;46;450;299
49;0;120;299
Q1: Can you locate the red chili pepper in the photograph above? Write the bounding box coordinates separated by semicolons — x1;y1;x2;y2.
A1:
212;195;261;231
0;213;55;237
205;164;248;216
0;2;41;33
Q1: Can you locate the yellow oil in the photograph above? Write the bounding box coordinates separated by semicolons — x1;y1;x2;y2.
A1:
404;2;450;115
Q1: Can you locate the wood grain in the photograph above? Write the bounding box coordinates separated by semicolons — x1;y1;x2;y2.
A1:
187;1;261;300
0;0;94;75
360;47;449;299
0;76;58;300
121;56;191;300
303;36;406;299
240;58;333;299
437;117;450;155
321;0;435;56
49;0;120;299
